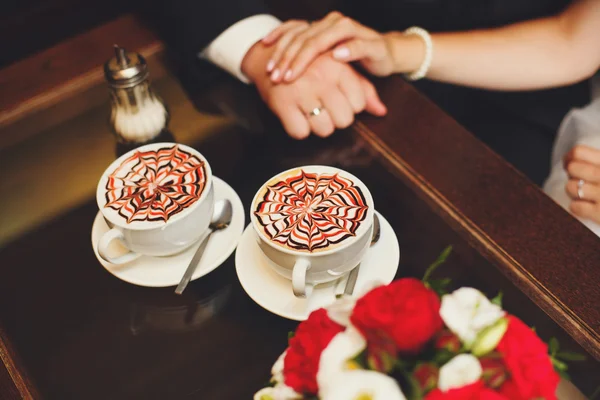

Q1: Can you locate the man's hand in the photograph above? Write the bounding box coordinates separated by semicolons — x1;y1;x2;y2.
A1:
241;41;387;139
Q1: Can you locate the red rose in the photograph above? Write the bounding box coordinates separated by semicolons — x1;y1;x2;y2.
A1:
434;330;461;353
480;355;509;389
414;363;439;392
498;379;528;400
283;308;344;395
351;278;443;354
425;380;508;400
496;315;559;400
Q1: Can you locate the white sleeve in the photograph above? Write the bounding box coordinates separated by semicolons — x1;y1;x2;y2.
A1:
200;14;282;83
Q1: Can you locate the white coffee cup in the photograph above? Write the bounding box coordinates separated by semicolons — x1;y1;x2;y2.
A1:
96;143;214;264
251;165;374;298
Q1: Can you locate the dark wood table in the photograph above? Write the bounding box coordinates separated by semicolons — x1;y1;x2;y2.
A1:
1;69;599;399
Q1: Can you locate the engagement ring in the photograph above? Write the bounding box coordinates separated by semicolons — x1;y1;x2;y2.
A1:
577;179;585;200
308;106;324;117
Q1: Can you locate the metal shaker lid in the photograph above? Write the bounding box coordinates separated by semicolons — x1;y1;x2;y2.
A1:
104;45;148;88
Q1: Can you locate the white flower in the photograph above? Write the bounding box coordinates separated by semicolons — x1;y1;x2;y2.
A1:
254;351;301;400
326;296;357;327
271;351;287;384
438;354;482;392
317;325;367;390
254;384;301;400
439;287;505;346
321;370;407;400
326;280;383;326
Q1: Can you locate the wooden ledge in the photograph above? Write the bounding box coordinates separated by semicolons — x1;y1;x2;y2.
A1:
0;14;164;149
355;76;600;360
0;0;333;151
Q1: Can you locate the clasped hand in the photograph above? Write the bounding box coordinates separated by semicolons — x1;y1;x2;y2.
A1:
259;13;600;225
262;12;398;83
241;12;390;140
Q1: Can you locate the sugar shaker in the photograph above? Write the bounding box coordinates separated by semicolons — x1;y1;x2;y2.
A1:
104;45;171;148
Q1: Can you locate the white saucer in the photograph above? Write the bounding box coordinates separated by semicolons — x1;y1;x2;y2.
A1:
91;176;245;287
235;211;400;321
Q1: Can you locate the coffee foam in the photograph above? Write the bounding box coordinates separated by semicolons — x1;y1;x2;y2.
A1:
102;144;207;224
253;168;370;252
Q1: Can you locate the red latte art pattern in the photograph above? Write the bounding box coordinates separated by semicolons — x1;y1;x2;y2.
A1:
254;170;369;252
104;145;206;223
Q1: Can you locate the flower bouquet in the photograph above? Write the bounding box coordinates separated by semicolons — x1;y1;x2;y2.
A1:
255;247;579;400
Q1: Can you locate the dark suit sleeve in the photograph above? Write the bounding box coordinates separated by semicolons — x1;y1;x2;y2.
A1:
148;0;270;61
144;0;271;89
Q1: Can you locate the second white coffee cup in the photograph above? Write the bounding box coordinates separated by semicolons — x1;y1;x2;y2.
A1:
251;165;374;298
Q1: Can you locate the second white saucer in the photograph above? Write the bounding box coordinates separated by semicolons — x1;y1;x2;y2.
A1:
235;211;400;321
91;176;245;287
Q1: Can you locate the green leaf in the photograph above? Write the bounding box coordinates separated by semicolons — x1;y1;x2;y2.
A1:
557;369;571;381
405;373;424;400
392;365;423;400
288;331;295;340
549;337;559;356
351;350;366;367
428;278;452;297
423;246;453;283
491;291;503;307
367;350;396;373
394;357;410;370
551;357;568;371
432;349;455;365
556;351;586;362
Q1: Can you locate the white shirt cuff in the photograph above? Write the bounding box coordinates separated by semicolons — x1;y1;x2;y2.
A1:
200;14;282;83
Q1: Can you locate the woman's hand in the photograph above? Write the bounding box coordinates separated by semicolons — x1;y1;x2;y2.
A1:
564;145;600;223
262;12;400;83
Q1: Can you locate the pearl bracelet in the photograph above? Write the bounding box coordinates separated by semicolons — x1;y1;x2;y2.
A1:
403;26;433;81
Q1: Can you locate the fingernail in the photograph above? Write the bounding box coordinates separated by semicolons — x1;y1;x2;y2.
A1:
333;47;350;59
266;60;275;72
271;69;281;81
284;69;293;81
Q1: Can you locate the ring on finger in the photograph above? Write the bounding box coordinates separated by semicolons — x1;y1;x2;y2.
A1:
303;103;334;137
578;179;585;200
308;106;325;117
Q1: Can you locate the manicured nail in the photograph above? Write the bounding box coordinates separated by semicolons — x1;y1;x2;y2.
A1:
266;60;275;72
333;47;350;59
284;69;293;81
263;33;276;43
271;69;281;81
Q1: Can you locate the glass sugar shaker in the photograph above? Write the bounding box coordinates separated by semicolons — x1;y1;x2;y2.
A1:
104;45;170;146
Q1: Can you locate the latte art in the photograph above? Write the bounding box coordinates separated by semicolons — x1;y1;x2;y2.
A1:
254;170;369;252
104;145;206;223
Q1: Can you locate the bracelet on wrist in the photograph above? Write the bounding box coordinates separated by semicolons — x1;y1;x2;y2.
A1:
403;26;433;81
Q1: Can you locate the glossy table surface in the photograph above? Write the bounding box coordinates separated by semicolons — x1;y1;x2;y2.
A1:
0;71;599;399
